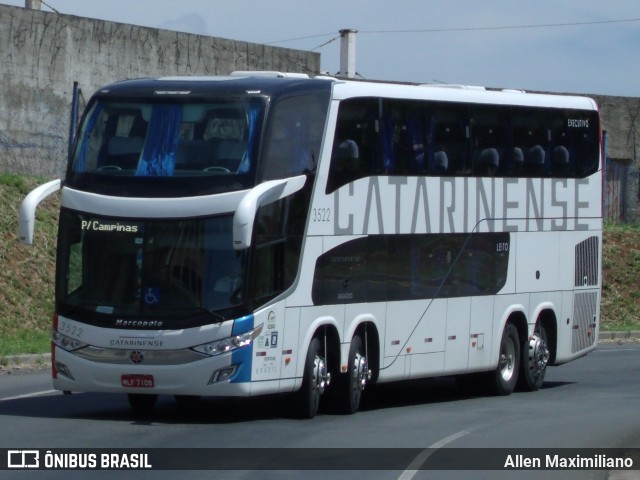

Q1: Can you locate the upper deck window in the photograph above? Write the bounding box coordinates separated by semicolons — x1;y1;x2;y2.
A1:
67;85;331;197
72;99;264;176
259;92;329;181
326;97;600;193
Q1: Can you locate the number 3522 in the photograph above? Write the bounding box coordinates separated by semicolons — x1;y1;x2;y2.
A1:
312;208;331;222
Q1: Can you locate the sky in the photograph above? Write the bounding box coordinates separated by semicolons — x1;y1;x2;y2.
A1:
2;0;640;97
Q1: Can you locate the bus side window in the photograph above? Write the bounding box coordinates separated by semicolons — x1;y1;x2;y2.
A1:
251;189;307;308
261;92;329;181
512;108;550;177
326;98;378;193
380;100;428;175
550;109;600;178
430;104;470;175
470;106;508;177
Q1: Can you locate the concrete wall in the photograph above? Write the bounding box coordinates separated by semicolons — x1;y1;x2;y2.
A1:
0;4;320;177
593;95;640;223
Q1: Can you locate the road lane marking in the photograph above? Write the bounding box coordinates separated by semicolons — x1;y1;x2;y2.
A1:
0;390;58;402
397;424;486;480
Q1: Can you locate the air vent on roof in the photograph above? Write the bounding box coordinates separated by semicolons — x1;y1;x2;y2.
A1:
230;71;309;79
419;84;486;91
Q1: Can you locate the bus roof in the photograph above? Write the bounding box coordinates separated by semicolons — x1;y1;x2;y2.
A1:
91;74;335;100
329;79;598;111
91;73;598;111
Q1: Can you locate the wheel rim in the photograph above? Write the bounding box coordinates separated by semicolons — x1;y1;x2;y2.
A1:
351;352;368;392
312;354;328;395
528;333;550;378
499;336;516;382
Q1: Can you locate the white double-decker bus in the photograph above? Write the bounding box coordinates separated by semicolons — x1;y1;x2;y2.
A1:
20;72;602;417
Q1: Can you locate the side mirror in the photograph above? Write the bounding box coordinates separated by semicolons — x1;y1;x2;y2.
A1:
233;175;306;250
19;179;61;245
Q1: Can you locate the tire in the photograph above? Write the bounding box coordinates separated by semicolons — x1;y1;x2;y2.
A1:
335;335;369;414
295;337;327;419
518;322;549;391
488;323;520;396
127;393;158;412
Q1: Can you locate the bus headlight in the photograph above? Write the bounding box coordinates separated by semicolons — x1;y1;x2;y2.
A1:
192;324;263;356
52;329;88;352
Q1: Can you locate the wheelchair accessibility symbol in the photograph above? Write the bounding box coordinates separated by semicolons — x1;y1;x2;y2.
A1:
144;287;161;305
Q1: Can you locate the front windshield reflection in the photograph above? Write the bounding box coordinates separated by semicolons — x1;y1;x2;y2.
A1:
72;100;264;177
57;211;246;324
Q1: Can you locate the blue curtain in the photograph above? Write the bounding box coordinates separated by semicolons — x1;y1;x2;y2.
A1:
136;105;183;177
406;114;425;173
237;103;261;174
381;114;395;173
74;103;104;172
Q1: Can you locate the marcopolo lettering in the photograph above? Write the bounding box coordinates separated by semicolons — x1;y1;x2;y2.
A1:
115;319;163;328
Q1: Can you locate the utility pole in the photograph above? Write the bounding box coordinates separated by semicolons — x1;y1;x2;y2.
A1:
339;29;358;79
25;0;42;9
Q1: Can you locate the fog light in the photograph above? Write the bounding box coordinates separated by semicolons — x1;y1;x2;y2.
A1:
208;366;238;384
55;361;75;380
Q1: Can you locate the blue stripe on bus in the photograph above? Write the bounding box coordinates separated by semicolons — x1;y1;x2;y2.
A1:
231;314;254;384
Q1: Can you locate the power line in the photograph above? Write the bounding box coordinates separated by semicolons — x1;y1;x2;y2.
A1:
358;17;640;35
265;17;640;47
264;32;338;45
41;0;60;14
310;35;340;52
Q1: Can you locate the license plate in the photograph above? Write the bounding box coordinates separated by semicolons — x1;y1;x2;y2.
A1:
121;374;155;388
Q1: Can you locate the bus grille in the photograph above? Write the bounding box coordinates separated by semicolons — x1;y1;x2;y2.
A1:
574;236;599;287
572;291;598;353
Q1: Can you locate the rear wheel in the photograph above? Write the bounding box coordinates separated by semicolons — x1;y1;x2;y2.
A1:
335;335;369;414
295;337;328;419
489;323;520;395
518;322;549;391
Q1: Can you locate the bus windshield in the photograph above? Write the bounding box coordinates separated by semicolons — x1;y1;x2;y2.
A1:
56;210;247;327
67;97;266;196
67;89;330;196
72;99;263;176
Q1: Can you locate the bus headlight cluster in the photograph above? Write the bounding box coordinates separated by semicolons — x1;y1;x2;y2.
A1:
192;324;263;356
52;329;88;352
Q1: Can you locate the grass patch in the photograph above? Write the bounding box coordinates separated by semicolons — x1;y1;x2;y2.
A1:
0;174;58;356
601;221;640;331
0;330;51;356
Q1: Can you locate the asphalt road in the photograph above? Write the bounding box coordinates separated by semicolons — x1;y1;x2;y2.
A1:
1;344;639;480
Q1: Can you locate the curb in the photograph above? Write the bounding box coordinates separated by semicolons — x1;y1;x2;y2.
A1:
598;331;640;341
1;353;51;369
2;332;639;370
